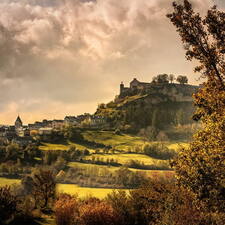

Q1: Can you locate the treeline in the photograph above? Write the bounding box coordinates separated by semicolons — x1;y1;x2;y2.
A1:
57;167;147;189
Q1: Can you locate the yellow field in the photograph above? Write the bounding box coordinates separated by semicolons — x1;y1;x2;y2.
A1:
0;177;128;199
0;177;21;186
84;153;169;167
39;143;70;151
56;184;129;199
82;131;147;151
39;142;95;152
167;142;189;151
39;131;188;155
68;162;174;179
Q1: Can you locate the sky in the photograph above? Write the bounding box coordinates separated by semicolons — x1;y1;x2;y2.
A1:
0;0;224;125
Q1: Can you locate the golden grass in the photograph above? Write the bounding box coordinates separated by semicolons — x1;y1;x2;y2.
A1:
39;143;69;151
167;142;189;151
0;177;128;199
84;153;168;167
82;130;148;151
0;177;21;187
68;162;174;179
39;142;95;152
39;131;188;155
56;184;129;199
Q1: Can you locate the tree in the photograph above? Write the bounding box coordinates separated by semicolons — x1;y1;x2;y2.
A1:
167;0;225;215
153;74;169;83
31;169;56;209
169;74;175;83
176;75;188;84
0;186;19;224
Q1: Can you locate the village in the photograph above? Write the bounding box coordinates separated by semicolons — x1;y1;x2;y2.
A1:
0;114;107;146
0;76;197;147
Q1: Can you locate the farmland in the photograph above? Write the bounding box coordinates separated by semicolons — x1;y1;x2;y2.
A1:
0;177;127;199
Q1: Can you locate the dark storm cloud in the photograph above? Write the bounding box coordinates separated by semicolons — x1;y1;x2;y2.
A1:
0;0;216;124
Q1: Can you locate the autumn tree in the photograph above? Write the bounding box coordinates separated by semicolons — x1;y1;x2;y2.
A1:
31;169;56;209
167;0;225;216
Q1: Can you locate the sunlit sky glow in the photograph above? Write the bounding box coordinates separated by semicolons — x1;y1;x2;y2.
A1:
0;0;224;124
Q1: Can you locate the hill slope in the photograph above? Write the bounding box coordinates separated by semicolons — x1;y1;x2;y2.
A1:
96;83;199;137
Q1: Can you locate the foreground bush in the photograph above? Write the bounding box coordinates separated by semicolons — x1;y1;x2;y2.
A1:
107;180;207;225
0;186;18;225
55;195;120;225
79;199;120;225
55;194;80;225
31;169;56;209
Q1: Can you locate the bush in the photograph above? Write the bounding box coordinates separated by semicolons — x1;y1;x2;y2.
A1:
79;200;120;225
143;143;176;160
55;194;80;225
114;128;121;135
55;195;120;225
31;169;56;209
0;186;19;225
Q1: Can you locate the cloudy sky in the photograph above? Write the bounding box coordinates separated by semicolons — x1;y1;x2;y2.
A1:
0;0;224;124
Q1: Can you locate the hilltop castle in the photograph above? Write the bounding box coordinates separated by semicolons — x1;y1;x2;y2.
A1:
120;78;152;95
119;77;199;101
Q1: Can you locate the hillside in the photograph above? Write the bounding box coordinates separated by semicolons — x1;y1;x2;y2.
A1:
95;82;199;138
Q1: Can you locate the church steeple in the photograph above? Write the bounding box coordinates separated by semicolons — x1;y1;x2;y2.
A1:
15;115;23;129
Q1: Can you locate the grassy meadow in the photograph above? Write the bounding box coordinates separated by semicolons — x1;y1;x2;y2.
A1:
0;177;128;199
39;130;188;153
68;162;174;179
56;184;129;199
0;177;21;187
38;130;187;176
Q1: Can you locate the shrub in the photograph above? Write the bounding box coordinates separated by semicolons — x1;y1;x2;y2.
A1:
55;194;80;225
55;195;120;225
31;169;56;209
0;186;19;225
79;200;120;225
114;128;121;135
143;143;176;160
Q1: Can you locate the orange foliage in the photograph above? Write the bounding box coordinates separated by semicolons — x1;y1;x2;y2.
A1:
55;194;80;225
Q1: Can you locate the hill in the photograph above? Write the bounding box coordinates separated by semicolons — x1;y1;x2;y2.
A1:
95;81;199;139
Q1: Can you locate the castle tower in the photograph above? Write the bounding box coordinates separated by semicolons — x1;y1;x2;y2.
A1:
120;82;124;94
15;115;23;129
